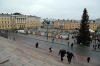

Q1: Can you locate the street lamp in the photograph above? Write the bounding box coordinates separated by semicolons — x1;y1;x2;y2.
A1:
43;19;50;40
46;21;50;40
95;30;97;45
36;17;38;35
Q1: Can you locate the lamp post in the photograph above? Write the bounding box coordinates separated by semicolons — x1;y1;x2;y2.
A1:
47;25;48;40
46;21;50;40
36;17;38;35
94;30;97;50
43;19;50;40
95;30;97;45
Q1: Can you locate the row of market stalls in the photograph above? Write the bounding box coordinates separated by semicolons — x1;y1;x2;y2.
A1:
33;31;69;39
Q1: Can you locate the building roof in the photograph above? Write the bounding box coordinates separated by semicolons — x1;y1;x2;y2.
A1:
0;13;11;17
13;12;21;15
28;15;41;18
0;13;41;18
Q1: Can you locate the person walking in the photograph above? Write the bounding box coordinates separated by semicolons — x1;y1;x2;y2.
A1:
94;45;97;50
68;42;70;46
66;51;69;55
67;51;74;64
74;40;75;43
98;44;100;48
71;43;73;47
93;45;94;48
49;47;52;52
52;38;54;43
59;49;66;61
13;38;15;41
35;42;38;48
87;57;90;63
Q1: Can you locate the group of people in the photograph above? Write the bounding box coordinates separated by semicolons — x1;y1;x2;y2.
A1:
58;49;91;64
59;49;74;64
35;41;91;64
93;44;100;50
35;42;74;64
35;42;53;52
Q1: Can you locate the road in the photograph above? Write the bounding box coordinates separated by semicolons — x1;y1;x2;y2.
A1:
8;33;100;61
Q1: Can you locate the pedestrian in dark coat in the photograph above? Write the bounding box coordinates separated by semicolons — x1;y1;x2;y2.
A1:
52;38;54;43
71;43;73;47
74;40;75;43
49;47;52;52
13;38;15;41
66;51;69;55
93;45;94;48
68;42;70;46
67;52;74;64
35;42;38;48
59;49;66;61
98;44;100;48
87;57;90;63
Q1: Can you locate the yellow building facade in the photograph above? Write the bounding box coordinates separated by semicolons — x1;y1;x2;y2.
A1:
54;20;97;30
0;13;42;30
89;23;98;30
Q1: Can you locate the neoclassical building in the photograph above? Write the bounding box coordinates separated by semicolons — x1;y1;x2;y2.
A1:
54;19;98;30
0;12;42;30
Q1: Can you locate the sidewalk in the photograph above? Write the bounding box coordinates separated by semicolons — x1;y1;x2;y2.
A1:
0;36;100;66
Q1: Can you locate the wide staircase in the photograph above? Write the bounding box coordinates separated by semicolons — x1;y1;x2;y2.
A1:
0;37;100;66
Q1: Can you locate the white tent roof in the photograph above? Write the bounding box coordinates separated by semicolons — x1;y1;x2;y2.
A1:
89;29;95;32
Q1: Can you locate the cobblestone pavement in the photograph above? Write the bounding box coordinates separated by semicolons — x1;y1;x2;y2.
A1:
0;36;100;66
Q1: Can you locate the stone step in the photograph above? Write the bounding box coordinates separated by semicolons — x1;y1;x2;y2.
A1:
0;37;100;66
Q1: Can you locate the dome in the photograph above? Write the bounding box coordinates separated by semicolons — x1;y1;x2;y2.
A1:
13;12;21;15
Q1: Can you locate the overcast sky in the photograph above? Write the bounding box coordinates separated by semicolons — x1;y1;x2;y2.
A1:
0;0;100;20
